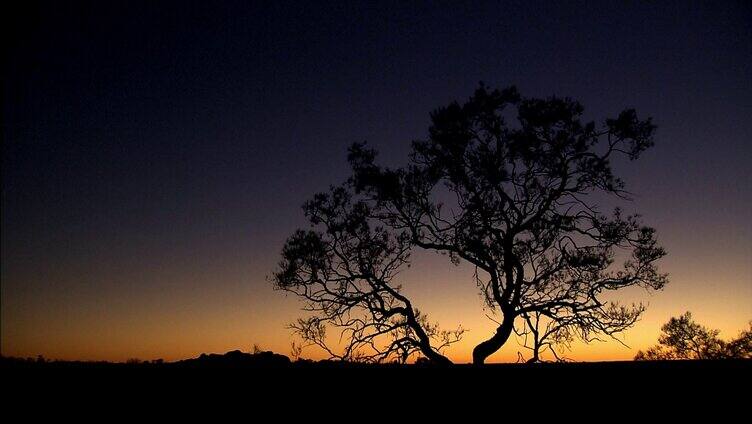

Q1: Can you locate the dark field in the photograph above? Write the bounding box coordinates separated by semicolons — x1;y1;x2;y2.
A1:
4;354;749;389
4;355;748;414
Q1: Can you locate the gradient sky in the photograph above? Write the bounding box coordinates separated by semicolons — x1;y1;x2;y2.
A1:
2;0;751;363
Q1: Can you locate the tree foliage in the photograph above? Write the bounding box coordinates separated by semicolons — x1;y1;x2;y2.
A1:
635;312;752;360
275;83;667;364
274;187;463;364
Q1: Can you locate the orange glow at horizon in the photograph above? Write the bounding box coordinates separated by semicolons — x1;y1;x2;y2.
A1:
2;246;750;363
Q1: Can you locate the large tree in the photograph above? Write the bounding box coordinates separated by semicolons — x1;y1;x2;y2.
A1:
276;84;667;364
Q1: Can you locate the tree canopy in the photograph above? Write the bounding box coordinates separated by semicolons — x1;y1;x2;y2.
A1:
635;312;752;360
275;83;668;364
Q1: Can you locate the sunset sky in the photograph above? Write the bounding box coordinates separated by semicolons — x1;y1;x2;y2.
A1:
2;1;751;363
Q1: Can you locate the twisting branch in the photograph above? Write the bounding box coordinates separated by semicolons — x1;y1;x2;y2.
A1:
273;186;464;364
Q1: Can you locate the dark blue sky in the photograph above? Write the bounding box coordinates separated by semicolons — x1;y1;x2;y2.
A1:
2;1;751;360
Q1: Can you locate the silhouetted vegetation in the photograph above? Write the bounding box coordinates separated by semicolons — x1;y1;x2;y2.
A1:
273;189;464;364
0;349;291;369
635;312;752;360
275;83;667;364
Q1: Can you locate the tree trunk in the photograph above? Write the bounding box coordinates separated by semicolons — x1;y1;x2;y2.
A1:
526;342;541;363
422;348;453;366
472;315;515;365
405;308;453;365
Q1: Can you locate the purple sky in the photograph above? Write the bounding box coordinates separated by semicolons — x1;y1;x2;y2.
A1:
2;1;750;361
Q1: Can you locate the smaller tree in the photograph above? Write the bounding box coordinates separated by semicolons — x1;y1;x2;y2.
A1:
635;312;752;360
726;322;752;359
516;304;641;363
514;310;575;363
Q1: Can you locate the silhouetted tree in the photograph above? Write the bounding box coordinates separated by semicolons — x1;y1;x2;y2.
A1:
635;312;752;360
727;322;752;359
274;187;464;364
277;83;667;365
514;310;575;363
515;304;643;363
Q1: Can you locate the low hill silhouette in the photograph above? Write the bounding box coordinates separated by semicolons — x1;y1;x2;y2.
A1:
0;349;293;369
175;349;291;368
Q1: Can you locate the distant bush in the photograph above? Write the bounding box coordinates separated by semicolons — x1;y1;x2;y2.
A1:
636;312;752;360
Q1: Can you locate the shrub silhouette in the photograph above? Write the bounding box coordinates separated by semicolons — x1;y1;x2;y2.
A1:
635;312;752;360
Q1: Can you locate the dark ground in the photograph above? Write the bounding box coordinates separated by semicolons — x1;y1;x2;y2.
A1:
3;360;748;417
4;351;749;402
